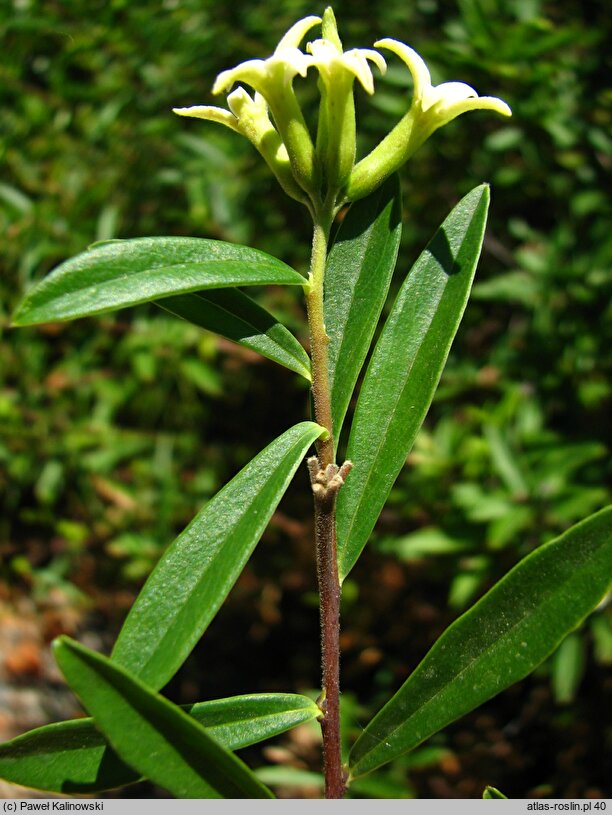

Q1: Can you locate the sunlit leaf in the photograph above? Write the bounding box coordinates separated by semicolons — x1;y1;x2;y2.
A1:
111;421;325;690
349;506;612;777
483;786;508;799
12;237;306;325
325;174;402;444
337;185;490;580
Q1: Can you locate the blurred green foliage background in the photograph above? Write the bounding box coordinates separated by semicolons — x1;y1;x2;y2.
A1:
1;0;610;798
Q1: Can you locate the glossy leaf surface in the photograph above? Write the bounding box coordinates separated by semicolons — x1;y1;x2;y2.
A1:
12;237;305;325
349;506;612;777
337;185;490;581
0;693;319;793
325;174;402;443
111;421;324;690
53;638;273;799
158;288;311;380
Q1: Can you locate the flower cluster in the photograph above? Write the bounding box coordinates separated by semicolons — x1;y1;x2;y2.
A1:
174;7;511;210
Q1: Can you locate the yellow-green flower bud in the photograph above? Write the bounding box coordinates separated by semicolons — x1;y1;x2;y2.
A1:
308;8;386;196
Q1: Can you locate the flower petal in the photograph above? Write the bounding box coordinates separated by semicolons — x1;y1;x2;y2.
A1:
440;94;513;124
213;58;268;95
226;87;289;158
275;46;314;83
425;81;478;111
375;38;431;101
343;49;387;94
172;105;240;133
276;15;321;52
307;40;386;95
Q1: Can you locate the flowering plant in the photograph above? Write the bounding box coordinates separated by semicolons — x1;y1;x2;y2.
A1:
175;9;511;212
2;7;610;801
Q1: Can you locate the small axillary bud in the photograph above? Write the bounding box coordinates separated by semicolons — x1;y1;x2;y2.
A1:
307;456;353;505
315;687;327;719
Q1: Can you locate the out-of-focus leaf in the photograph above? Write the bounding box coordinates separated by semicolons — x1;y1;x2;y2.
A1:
0;693;319;793
378;528;472;560
483;786;508;799
111;422;325;690
53;637;273;799
324;174;402;443
12;237;306;325
349;506;612;777
551;632;586;704
591;612;612;665
159;288;311;380
484;425;529;496
254;766;324;790
179;357;223;396
337;185;490;581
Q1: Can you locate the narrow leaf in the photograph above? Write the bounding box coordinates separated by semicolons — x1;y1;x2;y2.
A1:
12;237;306;325
53;637;273;799
325;174;402;443
349;506;612;778
0;693;319;794
337;185;490;581
111;421;324;690
158;288;311;380
483;786;508;799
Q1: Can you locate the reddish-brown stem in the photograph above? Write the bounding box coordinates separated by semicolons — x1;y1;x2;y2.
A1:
308;460;353;798
314;486;344;798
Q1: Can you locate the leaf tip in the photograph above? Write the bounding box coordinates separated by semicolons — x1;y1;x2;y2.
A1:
10;303;30;327
52;634;80;664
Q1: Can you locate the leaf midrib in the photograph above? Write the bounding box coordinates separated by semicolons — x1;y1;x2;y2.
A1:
131;431;314;685
340;266;447;562
351;551;605;774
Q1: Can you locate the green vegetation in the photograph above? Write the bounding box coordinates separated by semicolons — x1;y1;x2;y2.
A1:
1;0;610;799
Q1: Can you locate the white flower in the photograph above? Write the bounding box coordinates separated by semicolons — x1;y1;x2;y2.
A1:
345;39;511;201
210;16;322;195
213;16;320;98
174;12;513;209
375;38;511;128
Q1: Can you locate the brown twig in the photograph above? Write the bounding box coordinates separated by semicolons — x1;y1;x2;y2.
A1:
308;459;352;799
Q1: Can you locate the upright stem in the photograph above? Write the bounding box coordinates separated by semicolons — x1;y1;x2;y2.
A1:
307;215;335;468
305;207;346;799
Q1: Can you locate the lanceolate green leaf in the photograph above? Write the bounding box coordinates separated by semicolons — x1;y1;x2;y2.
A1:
112;421;324;690
336;185;490;581
12;237;306;325
349;506;612;778
53;638;273;799
0;693;319;794
158;288;311;380
324;174;402;444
